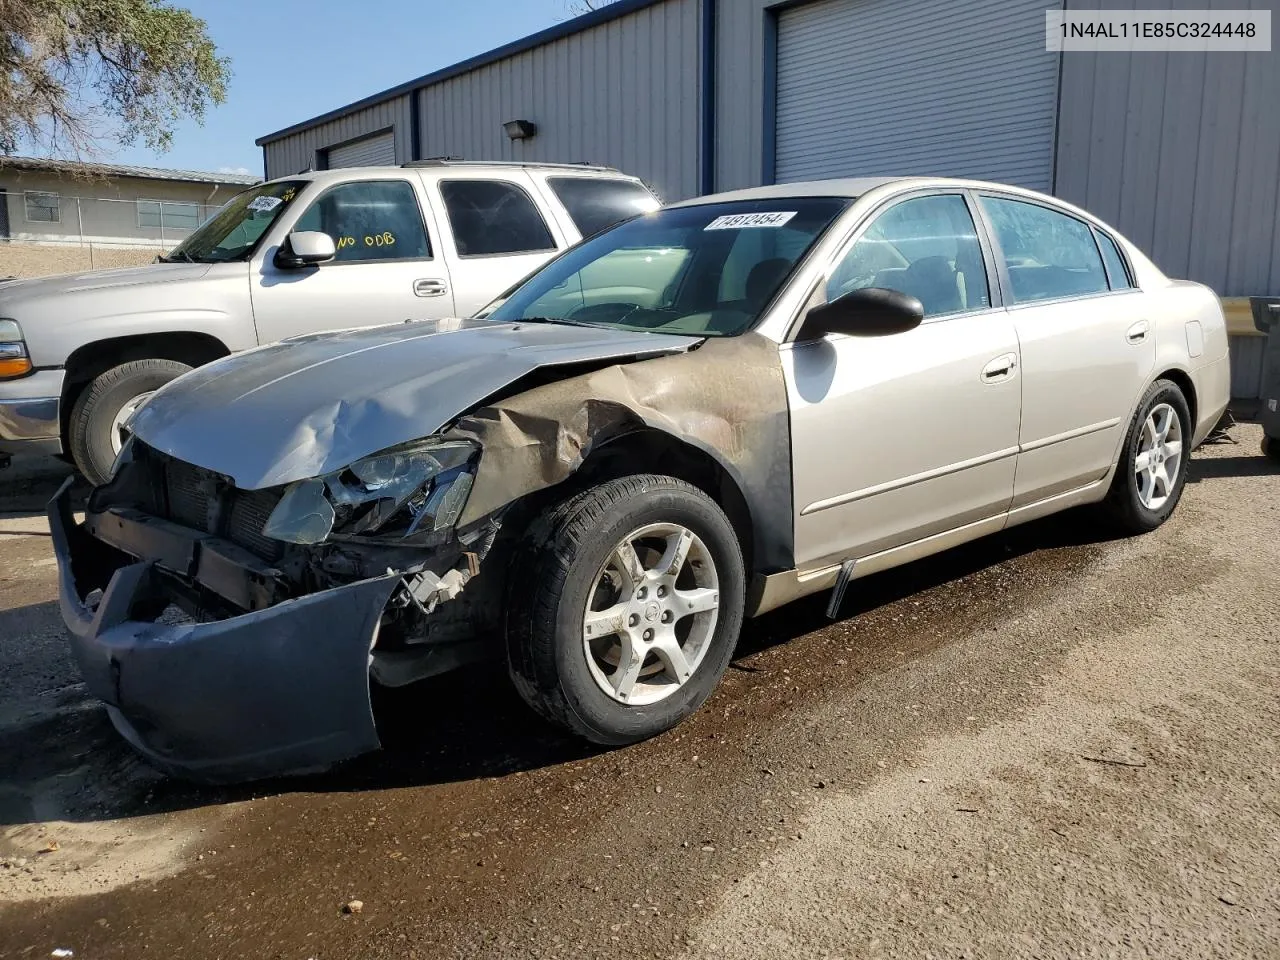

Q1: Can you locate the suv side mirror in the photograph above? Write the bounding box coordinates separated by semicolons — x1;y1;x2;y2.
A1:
796;287;925;340
275;231;336;269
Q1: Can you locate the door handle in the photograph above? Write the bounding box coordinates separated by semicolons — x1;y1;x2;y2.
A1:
981;353;1017;383
414;278;449;298
1126;320;1150;344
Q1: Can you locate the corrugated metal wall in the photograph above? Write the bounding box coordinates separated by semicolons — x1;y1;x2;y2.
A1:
263;0;700;201
714;0;1064;191
1054;0;1280;299
772;0;1060;189
263;96;412;180
415;0;701;200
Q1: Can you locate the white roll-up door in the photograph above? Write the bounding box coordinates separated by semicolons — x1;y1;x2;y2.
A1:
326;131;396;168
775;0;1061;190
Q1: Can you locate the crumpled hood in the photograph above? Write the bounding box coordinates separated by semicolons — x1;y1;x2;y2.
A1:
129;318;701;489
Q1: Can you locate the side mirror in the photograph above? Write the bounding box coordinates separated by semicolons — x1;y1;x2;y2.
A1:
275;231;336;269
796;287;925;340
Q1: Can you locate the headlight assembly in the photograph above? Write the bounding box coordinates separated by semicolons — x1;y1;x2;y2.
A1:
263;439;479;546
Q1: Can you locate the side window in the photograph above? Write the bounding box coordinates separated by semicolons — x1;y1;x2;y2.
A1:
547;177;659;238
292;180;430;263
24;191;59;223
980;196;1108;303
439;179;557;257
827;194;990;318
1095;229;1134;290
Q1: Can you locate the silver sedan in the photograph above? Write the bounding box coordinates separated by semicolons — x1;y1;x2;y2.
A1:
53;177;1230;781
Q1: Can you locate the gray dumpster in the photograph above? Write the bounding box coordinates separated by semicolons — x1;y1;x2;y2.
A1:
1255;296;1280;461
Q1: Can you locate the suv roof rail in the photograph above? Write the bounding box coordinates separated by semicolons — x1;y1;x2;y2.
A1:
401;158;619;173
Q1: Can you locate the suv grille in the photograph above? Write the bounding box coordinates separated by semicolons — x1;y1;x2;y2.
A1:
155;455;286;563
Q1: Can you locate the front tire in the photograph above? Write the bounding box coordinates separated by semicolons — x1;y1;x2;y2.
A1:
1103;378;1192;533
68;359;192;485
506;475;746;746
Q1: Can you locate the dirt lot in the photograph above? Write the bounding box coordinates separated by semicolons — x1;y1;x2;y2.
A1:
1;425;1277;959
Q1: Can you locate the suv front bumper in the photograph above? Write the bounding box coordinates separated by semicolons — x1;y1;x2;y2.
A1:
49;479;398;783
0;369;64;455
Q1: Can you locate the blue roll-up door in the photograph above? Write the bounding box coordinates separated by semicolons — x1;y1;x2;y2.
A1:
774;0;1062;191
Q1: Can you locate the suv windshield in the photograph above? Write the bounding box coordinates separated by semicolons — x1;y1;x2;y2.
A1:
486;198;849;336
164;180;306;263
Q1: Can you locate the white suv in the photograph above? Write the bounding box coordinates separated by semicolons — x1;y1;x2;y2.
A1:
0;160;659;482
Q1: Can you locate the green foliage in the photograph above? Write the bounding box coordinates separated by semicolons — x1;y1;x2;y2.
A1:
0;0;230;156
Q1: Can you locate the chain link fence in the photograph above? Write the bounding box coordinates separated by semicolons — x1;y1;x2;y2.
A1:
1;193;225;278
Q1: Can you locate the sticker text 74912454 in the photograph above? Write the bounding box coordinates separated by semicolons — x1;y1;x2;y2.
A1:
704;212;798;231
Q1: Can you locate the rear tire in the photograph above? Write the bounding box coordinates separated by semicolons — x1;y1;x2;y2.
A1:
1263;435;1280;464
68;359;191;485
1103;379;1192;534
506;475;745;746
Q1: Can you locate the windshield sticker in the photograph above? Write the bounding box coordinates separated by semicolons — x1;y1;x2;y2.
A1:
247;195;284;213
704;211;797;231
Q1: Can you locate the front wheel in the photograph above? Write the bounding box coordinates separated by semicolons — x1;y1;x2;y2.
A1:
68;358;192;485
1103;378;1192;533
506;475;746;745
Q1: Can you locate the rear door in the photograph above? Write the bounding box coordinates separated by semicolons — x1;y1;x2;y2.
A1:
976;193;1154;507
426;171;570;317
785;191;1023;570
250;175;454;343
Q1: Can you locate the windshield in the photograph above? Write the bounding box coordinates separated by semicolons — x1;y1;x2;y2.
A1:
485;198;850;336
165;180;306;263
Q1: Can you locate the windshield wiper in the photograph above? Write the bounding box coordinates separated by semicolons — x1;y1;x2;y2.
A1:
159;250;196;263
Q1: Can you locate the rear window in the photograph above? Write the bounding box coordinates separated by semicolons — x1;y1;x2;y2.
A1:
439;179;557;257
547;177;660;238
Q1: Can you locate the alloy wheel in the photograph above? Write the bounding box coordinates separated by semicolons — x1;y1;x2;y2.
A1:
582;522;720;706
1134;402;1184;510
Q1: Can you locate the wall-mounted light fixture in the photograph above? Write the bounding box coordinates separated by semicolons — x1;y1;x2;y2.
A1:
503;119;538;141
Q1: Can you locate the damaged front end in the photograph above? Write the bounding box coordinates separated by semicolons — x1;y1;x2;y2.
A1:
50;438;500;783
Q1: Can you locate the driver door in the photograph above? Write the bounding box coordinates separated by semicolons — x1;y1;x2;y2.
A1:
250;177;453;343
783;192;1023;570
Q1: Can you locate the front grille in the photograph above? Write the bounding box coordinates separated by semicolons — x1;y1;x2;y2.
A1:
163;458;210;529
152;451;285;564
226;488;285;562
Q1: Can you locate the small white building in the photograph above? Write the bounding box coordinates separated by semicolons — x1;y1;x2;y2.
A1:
0;156;260;248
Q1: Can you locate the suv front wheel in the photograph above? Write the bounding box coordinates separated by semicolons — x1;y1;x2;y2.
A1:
506;475;746;745
68;359;192;485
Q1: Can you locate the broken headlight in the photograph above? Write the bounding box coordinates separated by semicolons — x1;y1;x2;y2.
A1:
263;439;479;545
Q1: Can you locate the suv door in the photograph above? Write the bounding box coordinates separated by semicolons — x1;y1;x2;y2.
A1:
428;173;568;317
784;192;1022;570
250;176;453;343
976;194;1154;508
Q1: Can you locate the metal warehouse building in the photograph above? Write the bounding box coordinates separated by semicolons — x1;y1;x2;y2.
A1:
257;0;1279;398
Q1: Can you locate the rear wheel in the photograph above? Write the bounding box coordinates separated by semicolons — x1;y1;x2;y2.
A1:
68;359;191;485
1103;379;1192;533
506;475;745;745
1263;435;1280;464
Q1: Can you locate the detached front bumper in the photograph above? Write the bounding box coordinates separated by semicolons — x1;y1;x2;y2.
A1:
49;480;398;783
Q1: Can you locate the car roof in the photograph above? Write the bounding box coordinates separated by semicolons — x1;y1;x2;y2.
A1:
272;161;644;188
665;176;1060;206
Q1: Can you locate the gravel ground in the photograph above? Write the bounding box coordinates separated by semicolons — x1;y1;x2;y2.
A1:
0;425;1276;959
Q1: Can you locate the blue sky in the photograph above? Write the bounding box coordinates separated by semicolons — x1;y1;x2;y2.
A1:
109;0;589;176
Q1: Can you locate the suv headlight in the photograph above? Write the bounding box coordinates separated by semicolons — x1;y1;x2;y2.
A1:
263;439;479;545
0;320;32;379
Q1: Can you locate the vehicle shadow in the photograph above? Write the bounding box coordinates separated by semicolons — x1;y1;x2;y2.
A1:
1186;453;1278;482
0;502;1120;827
42;506;1118;822
0;456;90;520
